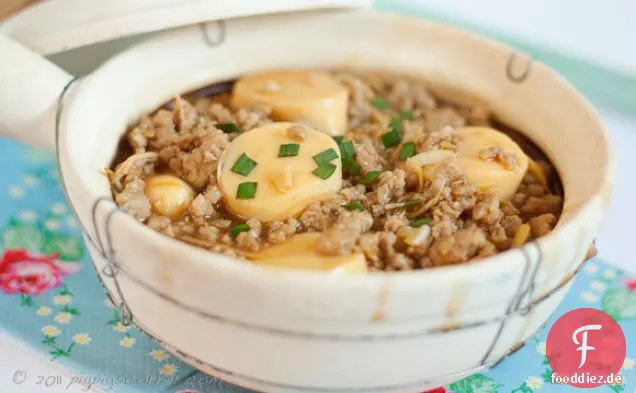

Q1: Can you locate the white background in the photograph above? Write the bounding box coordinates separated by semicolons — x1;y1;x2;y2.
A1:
392;0;636;76
1;1;635;392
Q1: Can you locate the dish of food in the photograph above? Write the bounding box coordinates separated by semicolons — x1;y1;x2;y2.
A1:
108;70;563;272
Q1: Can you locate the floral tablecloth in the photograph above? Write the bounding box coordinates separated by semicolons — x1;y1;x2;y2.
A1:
0;137;634;393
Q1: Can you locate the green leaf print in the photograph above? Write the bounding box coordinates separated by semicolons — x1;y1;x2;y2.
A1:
607;383;625;393
49;348;67;360
601;287;636;321
449;373;502;393
510;383;533;393
41;233;83;261
61;305;80;316
24;148;56;164
31;167;60;188
58;285;72;297
49;343;74;361
107;311;121;326
20;294;35;307
540;368;553;383
42;336;56;346
1;219;44;250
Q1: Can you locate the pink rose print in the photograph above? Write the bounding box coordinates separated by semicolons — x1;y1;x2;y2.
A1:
626;279;636;291
424;388;447;393
0;249;81;296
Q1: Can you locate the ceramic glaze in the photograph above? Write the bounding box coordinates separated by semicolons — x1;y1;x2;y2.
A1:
0;7;612;393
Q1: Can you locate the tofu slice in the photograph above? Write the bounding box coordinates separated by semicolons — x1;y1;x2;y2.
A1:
232;70;349;136
219;122;342;221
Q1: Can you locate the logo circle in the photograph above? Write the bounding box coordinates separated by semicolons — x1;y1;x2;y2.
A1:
546;308;626;388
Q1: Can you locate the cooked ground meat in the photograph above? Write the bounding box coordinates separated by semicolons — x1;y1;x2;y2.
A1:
479;146;518;170
148;215;174;237
286;124;307;141
529;213;557;238
266;218;300;244
521;195;563;216
115;178;151;222
158;126;229;190
428;227;495;266
109;71;563;271
355;143;385;174
316;211;373;256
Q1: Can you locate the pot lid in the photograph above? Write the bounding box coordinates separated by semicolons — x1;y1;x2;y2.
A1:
0;0;371;55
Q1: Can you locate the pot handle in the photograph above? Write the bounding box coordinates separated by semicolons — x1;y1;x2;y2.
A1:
0;34;73;150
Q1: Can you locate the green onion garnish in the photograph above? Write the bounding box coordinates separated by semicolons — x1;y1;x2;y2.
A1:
372;97;391;110
382;129;401;149
216;122;242;133
313;148;339;164
399;142;416;161
410;218;432;228
334;136;355;158
312;162;337;180
231;153;257;176
359;170;381;185
278;143;300;157
389;117;403;130
342;156;361;176
230;223;250;238
338;140;356;158
236;182;257;199
399;111;413;121
382;117;405;149
343;201;366;212
397;199;420;211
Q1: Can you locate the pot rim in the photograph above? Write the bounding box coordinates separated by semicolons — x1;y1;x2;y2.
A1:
58;8;613;288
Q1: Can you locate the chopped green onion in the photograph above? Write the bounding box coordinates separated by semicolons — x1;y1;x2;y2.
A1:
410;218;432;228
372;96;391;110
231;153;257;176
313;148;339;164
312;162;337;180
338;140;356;158
334;136;355;159
342;156;361;176
397;199;420;211
381;129;401;149
359;170;381;185
278;143;300;157
216;122;242;133
236;182;257;199
389;117;403;130
230;223;250;238
399;111;413;121
343;201;366;212
382;116;405;149
399;142;416;161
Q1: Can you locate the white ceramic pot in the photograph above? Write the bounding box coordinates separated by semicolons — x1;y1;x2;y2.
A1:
0;5;612;393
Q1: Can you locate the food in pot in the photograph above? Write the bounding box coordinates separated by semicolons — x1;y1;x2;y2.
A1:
108;70;563;272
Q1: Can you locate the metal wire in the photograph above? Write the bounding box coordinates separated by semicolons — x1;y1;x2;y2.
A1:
89;261;552;393
86;237;580;341
199;20;227;47
506;52;534;83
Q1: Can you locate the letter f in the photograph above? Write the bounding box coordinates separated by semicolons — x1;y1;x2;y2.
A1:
572;324;602;368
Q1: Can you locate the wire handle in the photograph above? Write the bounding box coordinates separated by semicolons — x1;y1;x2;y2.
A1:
506;52;534;83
